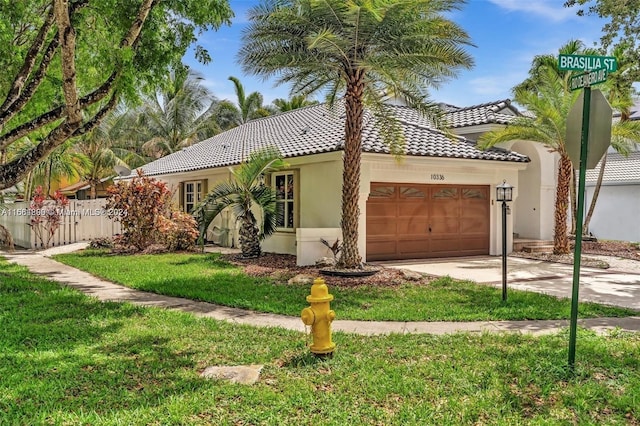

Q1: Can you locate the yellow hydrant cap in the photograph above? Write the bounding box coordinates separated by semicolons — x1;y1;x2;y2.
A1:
307;278;334;303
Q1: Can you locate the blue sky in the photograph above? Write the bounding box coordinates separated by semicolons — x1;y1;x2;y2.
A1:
184;0;609;108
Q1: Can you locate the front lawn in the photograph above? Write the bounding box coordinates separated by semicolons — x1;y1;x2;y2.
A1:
53;250;637;321
2;257;639;425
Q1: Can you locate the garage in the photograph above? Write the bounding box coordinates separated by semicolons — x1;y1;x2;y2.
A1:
366;183;490;261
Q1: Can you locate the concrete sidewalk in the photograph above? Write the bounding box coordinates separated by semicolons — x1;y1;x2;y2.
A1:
384;256;640;311
2;244;640;336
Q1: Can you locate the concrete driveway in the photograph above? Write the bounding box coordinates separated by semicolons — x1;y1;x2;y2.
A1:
383;256;640;311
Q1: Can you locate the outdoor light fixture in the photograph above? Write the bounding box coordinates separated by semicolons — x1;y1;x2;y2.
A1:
496;180;513;202
496;180;514;302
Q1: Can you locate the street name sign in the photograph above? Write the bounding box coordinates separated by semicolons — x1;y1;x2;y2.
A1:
565;88;612;169
558;54;618;72
569;68;607;91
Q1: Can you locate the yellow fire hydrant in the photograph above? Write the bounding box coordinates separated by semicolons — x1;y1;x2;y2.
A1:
301;277;336;356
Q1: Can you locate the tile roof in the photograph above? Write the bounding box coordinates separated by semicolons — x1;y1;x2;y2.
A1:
443;99;522;128
586;151;640;183
135;102;529;178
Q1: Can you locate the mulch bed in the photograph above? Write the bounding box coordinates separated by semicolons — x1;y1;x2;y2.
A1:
221;253;431;288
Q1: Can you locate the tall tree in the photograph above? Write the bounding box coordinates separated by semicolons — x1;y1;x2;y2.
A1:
480;66;640;254
0;0;233;191
565;0;640;85
214;76;273;131
138;66;221;158
480;67;578;254
273;94;319;112
75;110;134;199
513;40;599;234
240;0;474;268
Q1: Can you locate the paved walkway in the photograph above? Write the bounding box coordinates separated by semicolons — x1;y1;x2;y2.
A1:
2;243;640;336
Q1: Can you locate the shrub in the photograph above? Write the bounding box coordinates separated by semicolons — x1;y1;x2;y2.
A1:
29;186;69;249
106;171;197;252
157;211;199;251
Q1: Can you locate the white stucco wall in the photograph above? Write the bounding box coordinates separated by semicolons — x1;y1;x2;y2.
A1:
585;182;640;242
504;141;557;241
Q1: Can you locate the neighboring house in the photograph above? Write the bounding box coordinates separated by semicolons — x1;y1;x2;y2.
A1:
585;149;640;242
58;177;115;199
584;100;640;243
129;99;556;265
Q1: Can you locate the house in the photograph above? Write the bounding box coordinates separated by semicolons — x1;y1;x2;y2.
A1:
585;149;640;242
58;177;115;199
129;100;557;265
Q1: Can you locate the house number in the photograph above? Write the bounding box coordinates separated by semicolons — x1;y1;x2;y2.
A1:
430;173;445;181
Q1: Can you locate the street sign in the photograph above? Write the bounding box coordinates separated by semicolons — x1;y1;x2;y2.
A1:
566;89;612;169
558;54;618;72
569;68;607;91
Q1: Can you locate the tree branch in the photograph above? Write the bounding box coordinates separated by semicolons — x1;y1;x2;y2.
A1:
0;5;55;119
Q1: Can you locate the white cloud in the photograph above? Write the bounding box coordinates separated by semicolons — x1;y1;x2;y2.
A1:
487;0;579;22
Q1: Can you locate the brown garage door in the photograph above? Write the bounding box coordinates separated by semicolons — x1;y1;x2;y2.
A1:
366;183;490;261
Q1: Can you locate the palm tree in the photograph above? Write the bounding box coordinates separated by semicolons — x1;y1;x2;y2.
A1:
240;0;474;268
480;67;578;254
273;95;319;113
513;39;600;233
213;76;273;131
20;140;91;198
192;147;287;258
76;113;133;199
138;66;221;158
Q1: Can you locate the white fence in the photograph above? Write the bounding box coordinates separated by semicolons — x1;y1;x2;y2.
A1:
0;199;121;249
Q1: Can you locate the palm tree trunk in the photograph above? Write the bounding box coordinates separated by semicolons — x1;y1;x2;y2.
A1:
553;153;572;254
583;152;607;235
338;70;365;269
239;215;261;258
570;167;577;235
90;178;98;199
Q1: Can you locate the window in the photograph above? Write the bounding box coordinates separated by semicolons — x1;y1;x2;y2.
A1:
273;172;296;230
183;181;202;213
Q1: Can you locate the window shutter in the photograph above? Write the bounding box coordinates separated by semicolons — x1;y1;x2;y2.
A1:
200;179;208;201
178;182;185;211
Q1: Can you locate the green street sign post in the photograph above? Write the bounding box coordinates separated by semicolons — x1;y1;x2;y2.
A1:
560;54;615;373
558;54;618;72
569;68;607;91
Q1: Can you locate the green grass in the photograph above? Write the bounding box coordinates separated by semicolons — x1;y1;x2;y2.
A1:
53;250;637;321
2;257;640;425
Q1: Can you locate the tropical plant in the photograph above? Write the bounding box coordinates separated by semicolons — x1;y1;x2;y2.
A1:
239;0;474;268
29;185;69;249
273;95;319;113
105;171;198;252
213;76;274;132
24;140;91;198
479;65;640;254
513;40;599;235
193;147;287;258
0;0;232;191
138;66;222;158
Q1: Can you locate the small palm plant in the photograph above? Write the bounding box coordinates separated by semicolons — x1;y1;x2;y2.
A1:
193;147;287;258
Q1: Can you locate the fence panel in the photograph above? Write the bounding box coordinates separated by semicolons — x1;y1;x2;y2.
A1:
1;199;121;249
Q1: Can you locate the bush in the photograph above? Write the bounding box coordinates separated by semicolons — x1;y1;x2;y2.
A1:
157;211;199;251
105;171;197;252
29;186;69;249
